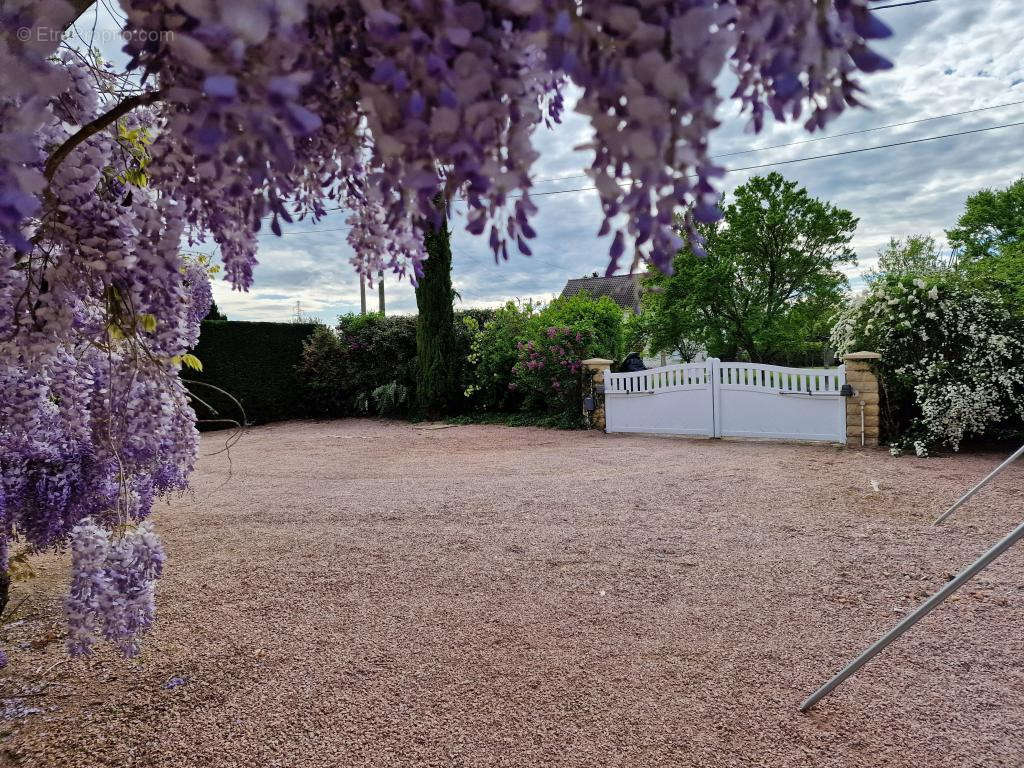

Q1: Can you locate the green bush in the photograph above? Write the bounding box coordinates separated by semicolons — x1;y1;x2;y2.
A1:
529;293;624;361
371;381;411;416
297;313;418;417
187;320;319;428
298;310;496;419
461;293;625;426
298;325;348;416
463;301;534;412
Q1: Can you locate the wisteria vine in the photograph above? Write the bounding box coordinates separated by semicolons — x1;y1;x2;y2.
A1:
1;0;892;657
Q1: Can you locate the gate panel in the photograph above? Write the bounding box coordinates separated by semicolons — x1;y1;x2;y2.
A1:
604;363;714;436
714;362;846;443
603;359;847;443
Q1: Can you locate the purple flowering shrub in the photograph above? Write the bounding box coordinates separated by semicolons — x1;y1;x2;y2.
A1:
512;326;594;427
462;294;624;424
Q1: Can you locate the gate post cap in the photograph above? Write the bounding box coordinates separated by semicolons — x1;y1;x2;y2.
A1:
582;358;614;367
843;351;881;361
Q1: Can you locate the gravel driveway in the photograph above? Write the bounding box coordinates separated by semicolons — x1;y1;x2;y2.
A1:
3;420;1023;767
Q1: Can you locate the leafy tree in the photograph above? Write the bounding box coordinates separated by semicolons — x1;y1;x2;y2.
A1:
415;203;458;418
947;179;1024;311
947;178;1024;262
865;235;950;283
643;173;857;365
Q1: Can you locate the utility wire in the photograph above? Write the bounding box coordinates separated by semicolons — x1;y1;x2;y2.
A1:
523;119;1024;199
697;99;1024;160
872;0;940;9
276;118;1023;233
530;98;1024;184
278;226;348;236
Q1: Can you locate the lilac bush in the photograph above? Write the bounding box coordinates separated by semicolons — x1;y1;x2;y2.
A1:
513;326;593;426
1;0;892;653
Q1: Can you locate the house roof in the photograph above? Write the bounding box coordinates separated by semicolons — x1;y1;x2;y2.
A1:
559;273;643;312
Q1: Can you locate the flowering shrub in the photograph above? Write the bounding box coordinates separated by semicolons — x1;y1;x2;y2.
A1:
831;274;1024;454
512;326;594;428
528;293;624;362
462;294;624;425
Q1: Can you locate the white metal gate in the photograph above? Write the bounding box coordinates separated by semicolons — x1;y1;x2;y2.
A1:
604;358;847;443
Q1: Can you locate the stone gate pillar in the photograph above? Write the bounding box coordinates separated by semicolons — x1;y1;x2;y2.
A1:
843;351;882;447
581;358;613;430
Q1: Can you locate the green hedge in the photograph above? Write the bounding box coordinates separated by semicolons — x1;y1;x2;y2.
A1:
187;320;319;428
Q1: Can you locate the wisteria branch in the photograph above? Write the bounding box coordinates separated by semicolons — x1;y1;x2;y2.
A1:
44;90;162;182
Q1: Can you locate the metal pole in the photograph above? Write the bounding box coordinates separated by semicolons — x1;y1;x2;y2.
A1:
933;444;1024;526
378;270;385;315
359;272;366;315
799;517;1024;712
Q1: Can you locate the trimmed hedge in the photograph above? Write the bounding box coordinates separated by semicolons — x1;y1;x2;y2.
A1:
187;320;319;428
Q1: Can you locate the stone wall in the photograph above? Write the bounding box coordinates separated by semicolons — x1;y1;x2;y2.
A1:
843;351;881;447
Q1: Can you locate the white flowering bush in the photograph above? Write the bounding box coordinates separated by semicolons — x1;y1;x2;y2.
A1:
831;275;1024;454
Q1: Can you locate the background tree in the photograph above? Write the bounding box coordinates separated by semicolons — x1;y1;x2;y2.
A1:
643;173;857;365
865;235;950;283
415;200;458;418
946;178;1024;311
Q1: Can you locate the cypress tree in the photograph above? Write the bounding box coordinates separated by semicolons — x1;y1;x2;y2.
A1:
414;198;458;418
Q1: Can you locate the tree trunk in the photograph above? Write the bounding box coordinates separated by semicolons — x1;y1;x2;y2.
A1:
414;199;457;419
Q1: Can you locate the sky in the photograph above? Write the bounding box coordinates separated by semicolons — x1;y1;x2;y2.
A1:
76;0;1024;322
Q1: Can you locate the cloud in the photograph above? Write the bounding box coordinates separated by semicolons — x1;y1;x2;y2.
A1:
77;1;1024;322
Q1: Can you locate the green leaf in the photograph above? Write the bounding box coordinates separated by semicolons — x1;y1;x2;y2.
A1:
181;353;203;372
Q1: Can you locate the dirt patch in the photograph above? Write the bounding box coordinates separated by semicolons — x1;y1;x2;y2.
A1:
3;420;1023;767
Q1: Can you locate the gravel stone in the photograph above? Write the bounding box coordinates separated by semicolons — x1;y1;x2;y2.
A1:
3;419;1023;767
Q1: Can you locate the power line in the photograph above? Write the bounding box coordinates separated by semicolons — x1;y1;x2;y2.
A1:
276;97;1022;216
712;99;1024;159
872;0;940;9
522;119;1024;199
277;117;1023;233
277;226;347;236
530;98;1024;184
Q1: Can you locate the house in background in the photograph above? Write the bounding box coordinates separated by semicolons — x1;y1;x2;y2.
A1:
558;272;704;367
559;273;643;313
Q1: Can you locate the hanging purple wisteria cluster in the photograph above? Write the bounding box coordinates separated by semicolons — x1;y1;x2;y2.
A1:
1;0;891;655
